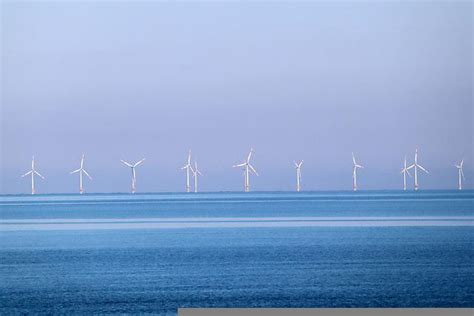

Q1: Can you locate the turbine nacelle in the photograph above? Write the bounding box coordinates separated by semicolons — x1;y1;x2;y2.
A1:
455;159;464;170
407;149;429;191
21;156;45;194
352;153;364;191
181;150;193;192
70;154;92;194
294;160;303;169
400;156;412;176
294;160;303;192
233;149;258;192
352;152;364;169
455;159;466;190
181;150;192;169
191;161;203;177
190;161;203;193
121;158;145;193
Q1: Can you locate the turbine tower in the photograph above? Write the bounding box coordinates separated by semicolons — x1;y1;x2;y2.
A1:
455;159;465;190
233;148;258;192
181;150;193;192
191;161;203;193
400;156;412;191
121;158;145;193
21;156;45;195
352;152;364;191
70;154;92;194
294;160;303;192
407;149;429;191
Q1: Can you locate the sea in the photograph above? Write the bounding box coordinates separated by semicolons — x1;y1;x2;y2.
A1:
1;190;473;314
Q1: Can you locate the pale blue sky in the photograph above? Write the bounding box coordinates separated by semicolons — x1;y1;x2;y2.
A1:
1;1;472;194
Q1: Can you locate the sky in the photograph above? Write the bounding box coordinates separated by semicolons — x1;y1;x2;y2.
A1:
1;1;472;194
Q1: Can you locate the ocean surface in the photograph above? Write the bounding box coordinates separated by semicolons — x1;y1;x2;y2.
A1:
1;191;473;314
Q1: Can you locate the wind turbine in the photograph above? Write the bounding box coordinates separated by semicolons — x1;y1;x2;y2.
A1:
400;156;412;191
352;152;364;191
294;160;303;192
407;149;429;191
233;148;258;192
70;154;92;194
121;158;145;193
21;156;45;195
181;150;193;192
190;161;203;193
455;159;465;190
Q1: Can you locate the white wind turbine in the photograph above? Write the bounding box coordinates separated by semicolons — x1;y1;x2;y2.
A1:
455;159;465;190
181;150;193;193
21;156;45;195
121;158;145;193
407;149;429;191
352;152;364;191
70;154;92;194
400;156;412;191
190;161;203;193
233;148;258;192
294;160;303;192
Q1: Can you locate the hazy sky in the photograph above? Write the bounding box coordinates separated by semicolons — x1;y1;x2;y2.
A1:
1;1;472;194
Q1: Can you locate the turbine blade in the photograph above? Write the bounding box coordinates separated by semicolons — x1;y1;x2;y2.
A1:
247;149;253;163
418;165;429;174
406;164;415;170
70;168;81;174
121;160;133;167
194;162;202;176
34;171;45;179
356;164;364;169
352;152;356;165
21;170;33;177
461;169;465;180
233;163;246;168
249;164;259;176
83;169;92;180
134;158;146;167
406;169;412;177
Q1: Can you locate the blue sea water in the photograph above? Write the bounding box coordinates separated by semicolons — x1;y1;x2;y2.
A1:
1;191;473;314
